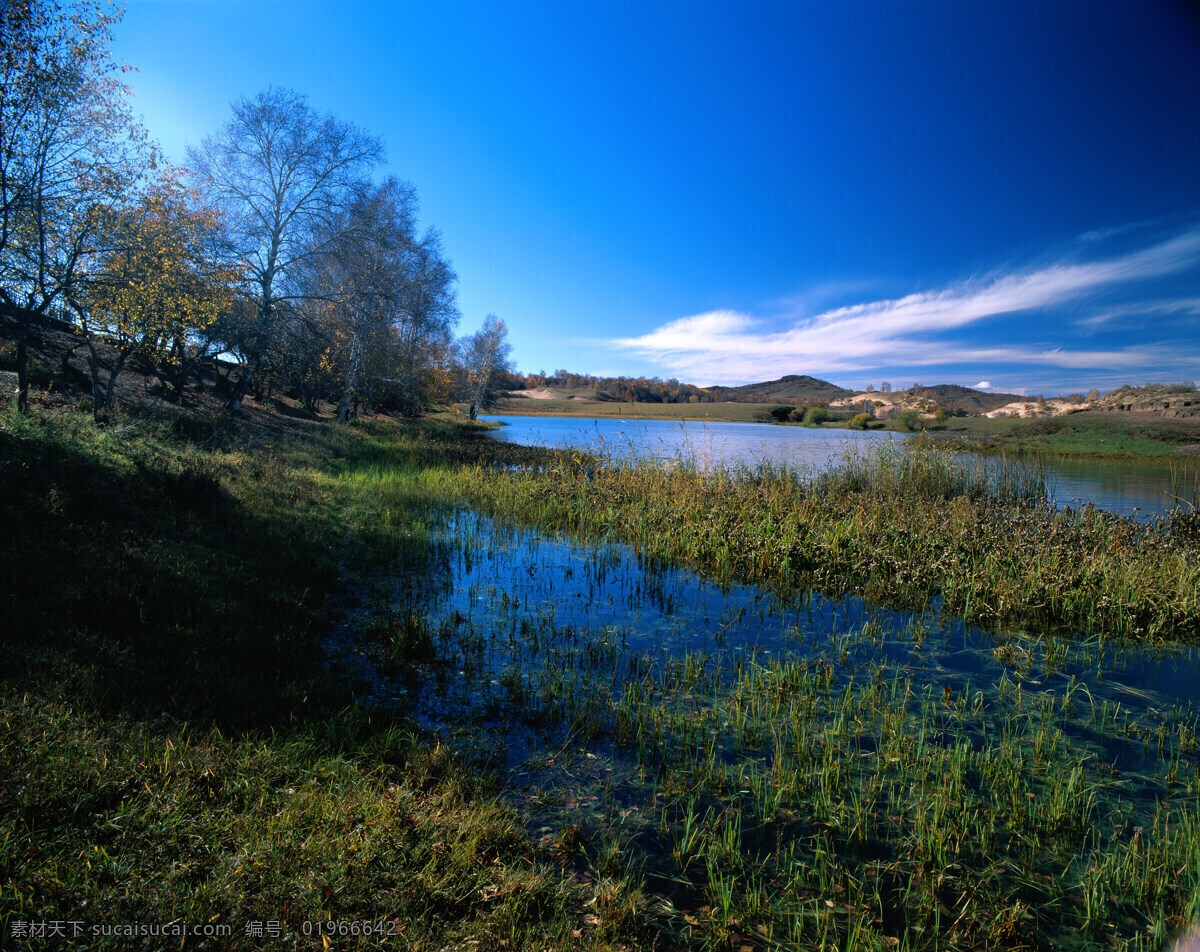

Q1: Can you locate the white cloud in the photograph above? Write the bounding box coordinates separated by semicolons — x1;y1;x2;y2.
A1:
1076;297;1200;329
973;380;992;390
607;227;1200;385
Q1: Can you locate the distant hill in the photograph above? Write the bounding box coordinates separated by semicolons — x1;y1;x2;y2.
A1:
706;374;854;404
830;384;1032;418
501;368;1200;420
1094;383;1200;417
911;384;1027;414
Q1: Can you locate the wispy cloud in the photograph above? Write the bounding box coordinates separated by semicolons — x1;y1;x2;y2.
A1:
607;227;1200;386
1076;297;1200;329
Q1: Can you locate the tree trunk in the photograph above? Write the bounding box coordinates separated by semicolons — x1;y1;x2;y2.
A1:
337;332;363;424
82;332;129;425
103;349;129;417
164;339;191;405
226;351;260;413
15;332;28;413
83;334;107;422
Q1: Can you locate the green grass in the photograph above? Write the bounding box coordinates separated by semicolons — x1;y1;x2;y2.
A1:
935;411;1200;461
4;404;1200;950
0;406;661;950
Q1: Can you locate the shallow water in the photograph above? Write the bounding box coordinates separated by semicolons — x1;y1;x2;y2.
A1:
321;496;1200;935
481;414;1196;516
328;506;1200;777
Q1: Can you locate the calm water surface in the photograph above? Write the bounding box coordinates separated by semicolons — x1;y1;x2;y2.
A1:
327;507;1200;779
482;414;1196;517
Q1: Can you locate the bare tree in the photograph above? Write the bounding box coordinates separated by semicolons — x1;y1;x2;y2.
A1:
0;0;149;411
460;314;514;419
187;87;383;412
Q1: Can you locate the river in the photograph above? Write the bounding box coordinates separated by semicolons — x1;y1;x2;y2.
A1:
481;414;1195;517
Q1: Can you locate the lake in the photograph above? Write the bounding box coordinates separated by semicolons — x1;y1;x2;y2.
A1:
481;414;1194;517
320;416;1200;940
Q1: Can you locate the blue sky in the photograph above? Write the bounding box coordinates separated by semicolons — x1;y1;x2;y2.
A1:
110;0;1200;394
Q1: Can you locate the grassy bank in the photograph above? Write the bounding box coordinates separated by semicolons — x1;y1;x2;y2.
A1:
4;407;1200;950
0;407;658;950
439;440;1200;644
932;411;1200;462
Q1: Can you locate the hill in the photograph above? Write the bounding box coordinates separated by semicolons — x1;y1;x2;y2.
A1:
705;374;854;404
1094;383;1200;417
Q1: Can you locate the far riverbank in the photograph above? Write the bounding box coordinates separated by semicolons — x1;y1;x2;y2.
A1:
478;397;1200;464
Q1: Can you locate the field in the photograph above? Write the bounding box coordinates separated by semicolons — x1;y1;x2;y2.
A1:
936;411;1200;461
3;404;1200;950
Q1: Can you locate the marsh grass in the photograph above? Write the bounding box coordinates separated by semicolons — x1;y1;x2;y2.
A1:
439;438;1200;642
0;408;661;950
394;553;1200;950
335;425;1200;948
5;406;1200;950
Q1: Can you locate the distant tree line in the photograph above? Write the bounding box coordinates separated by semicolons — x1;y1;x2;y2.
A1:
505;369;716;404
1;0;505;422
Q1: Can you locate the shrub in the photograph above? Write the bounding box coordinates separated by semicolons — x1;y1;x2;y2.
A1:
897;408;923;431
803;406;834;425
849;412;873;430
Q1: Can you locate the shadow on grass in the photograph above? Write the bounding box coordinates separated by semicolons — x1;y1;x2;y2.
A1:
0;413;345;729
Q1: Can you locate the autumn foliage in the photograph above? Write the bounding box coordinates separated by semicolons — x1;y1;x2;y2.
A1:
3;4;469;422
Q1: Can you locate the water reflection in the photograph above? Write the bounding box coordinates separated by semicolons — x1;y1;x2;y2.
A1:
329;505;1200;785
482;414;1196;516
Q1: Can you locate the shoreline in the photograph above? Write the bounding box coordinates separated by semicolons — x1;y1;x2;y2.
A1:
479;403;1200;466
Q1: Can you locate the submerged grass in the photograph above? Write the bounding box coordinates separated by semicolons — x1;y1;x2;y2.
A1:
432;437;1200;643
342;501;1200;950
4;405;1200;950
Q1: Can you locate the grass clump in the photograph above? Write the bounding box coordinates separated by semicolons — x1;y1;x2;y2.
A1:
442;439;1200;643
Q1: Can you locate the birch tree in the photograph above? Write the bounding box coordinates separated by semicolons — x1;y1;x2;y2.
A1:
293;178;459;421
187;87;383;412
460;314;513;419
